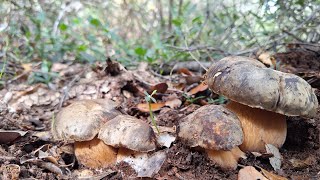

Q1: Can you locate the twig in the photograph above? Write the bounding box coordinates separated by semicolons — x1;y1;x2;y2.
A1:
57;68;88;110
168;0;173;31
167;45;229;55
190;0;210;45
183;39;208;71
52;2;70;37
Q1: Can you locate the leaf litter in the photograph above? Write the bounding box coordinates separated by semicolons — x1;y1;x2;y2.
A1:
0;54;320;179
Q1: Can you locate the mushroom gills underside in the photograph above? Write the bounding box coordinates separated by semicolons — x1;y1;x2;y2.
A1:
226;101;287;152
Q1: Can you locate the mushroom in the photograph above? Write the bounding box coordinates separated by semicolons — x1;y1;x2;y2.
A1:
178;105;245;169
205;56;318;152
98;114;156;153
52;101;157;168
51;99;121;168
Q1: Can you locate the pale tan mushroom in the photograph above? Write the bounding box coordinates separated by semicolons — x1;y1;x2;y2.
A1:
52;101;157;168
178;105;245;169
98;115;156;152
51;99;121;168
205;56;318;152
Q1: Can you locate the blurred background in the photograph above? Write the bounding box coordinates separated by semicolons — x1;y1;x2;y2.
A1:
0;0;319;66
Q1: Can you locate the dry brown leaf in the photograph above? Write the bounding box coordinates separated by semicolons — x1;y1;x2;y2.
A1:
260;167;288;180
238;166;267;180
1;164;20;180
258;51;276;67
165;98;182;109
289;156;316;168
149;82;168;94
0;129;28;144
21;63;32;73
188;82;208;95
177;68;194;76
137;103;165;112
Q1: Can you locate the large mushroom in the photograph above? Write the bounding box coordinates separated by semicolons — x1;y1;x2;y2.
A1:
51;99;156;168
205;56;318;152
178;105;245;169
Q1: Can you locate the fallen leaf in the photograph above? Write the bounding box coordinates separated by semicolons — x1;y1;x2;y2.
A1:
185;75;202;85
259;167;288;180
177;68;194;76
238;166;267;180
289;156;316;168
165;98;182;109
149;82;168;94
1;164;20;180
105;58;121;76
157;133;176;148
0;129;28;144
21;63;32;73
188;82;208;95
137;103;165;112
117;148;166;178
265;144;282;171
258;51;276;67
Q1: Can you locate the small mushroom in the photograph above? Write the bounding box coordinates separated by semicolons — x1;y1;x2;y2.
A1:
205;56;318;152
98;115;157;152
51;99;121;168
178;105;245;169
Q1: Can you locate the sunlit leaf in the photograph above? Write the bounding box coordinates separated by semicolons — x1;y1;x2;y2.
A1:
90;18;101;27
172;18;183;27
137;103;165;112
59;23;68;31
135;47;147;56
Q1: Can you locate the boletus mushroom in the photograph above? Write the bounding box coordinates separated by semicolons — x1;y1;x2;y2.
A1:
52;99;157;168
205;56;318;152
98;114;156;153
178;105;245;169
51;99;121;168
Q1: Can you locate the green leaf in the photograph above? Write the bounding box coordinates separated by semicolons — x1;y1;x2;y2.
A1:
90;18;101;27
135;47;147;56
77;44;87;52
172;18;183;27
59;23;68;31
192;16;202;24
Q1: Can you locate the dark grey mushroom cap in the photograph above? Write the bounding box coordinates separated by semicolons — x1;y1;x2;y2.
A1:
178;105;243;151
206;56;318;118
51;99;121;142
98;115;156;152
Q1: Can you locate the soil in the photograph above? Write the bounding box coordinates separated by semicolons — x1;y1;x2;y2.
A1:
0;50;320;179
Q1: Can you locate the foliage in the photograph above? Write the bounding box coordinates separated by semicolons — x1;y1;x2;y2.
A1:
0;0;319;70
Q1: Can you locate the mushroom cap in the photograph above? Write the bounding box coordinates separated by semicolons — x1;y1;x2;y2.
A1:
98;115;156;152
206;56;318;117
52;99;121;142
178;105;243;151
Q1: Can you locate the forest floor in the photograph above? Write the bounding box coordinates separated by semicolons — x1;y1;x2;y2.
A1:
0;47;319;179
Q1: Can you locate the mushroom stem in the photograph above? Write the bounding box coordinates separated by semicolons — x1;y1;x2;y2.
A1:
74;137;118;168
206;146;245;169
225;101;287;152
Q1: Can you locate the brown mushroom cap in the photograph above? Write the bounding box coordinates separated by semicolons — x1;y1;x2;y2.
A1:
51;99;121;142
98;115;156;152
206;56;318;117
178;105;243;151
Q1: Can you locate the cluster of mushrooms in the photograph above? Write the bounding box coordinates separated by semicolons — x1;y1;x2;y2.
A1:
51;56;318;171
51;99;157;168
178;56;318;169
